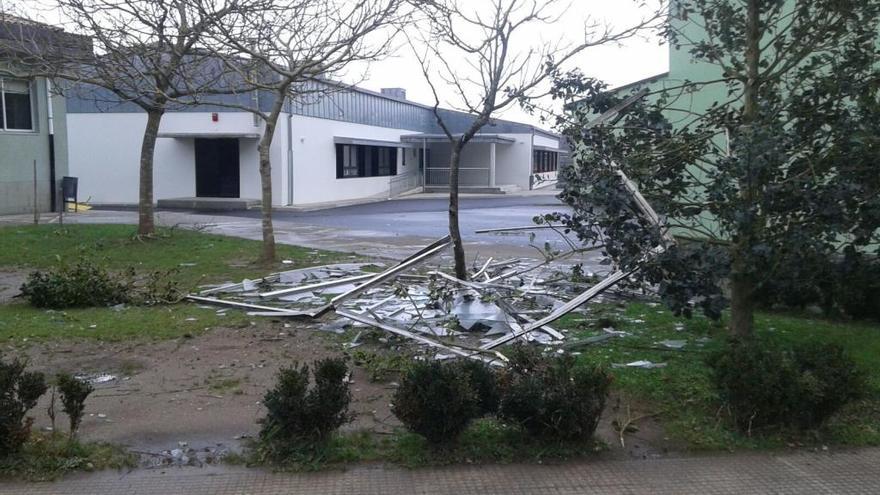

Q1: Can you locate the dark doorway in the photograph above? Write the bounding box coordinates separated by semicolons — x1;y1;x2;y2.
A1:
195;138;240;198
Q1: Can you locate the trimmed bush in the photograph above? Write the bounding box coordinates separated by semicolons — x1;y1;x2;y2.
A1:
0;357;48;455
498;347;612;440
19;258;131;309
56;374;94;439
392;361;480;443
707;339;865;431
455;360;500;415
259;358;352;453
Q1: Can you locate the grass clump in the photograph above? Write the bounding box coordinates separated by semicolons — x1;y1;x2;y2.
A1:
0;433;134;481
387;418;604;468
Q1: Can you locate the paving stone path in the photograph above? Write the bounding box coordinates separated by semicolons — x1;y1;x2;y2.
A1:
3;449;879;494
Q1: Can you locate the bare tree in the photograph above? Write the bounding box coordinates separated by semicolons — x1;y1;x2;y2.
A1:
1;0;252;236
201;0;402;263
408;0;664;279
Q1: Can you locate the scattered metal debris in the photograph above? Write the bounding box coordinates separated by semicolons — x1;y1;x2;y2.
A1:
187;100;677;364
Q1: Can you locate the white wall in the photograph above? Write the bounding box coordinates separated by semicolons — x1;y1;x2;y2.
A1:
288;114;414;205
533;133;560;149
531;133;561;189
68;108;555;205
67;111;287;204
495;134;533;189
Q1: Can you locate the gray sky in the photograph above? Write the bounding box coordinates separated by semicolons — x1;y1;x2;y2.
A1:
352;1;669;129
7;0;668;130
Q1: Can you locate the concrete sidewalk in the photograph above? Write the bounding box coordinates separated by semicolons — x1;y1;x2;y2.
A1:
2;449;878;494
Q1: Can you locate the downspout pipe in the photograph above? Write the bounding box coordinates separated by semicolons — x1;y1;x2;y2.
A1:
286;96;294;206
46;78;57;212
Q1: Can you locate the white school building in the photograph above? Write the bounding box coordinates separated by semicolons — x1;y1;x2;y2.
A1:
65;84;564;208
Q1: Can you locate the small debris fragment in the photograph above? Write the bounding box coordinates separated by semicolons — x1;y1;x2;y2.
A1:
657;340;687;350
612;360;668;369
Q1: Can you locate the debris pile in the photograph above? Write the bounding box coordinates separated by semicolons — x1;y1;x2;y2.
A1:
188;234;635;364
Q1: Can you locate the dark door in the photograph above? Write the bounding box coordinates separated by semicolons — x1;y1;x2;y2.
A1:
195;138;240;198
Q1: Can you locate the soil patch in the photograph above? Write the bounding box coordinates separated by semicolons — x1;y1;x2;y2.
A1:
12;317;679;461
17;319;395;455
0;269;27;304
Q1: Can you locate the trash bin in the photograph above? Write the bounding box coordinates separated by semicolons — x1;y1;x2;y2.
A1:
61;176;78;212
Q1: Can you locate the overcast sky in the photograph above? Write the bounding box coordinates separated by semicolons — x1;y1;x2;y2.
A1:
7;0;668;130
353;1;669;129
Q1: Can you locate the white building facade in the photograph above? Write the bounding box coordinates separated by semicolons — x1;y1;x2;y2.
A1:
66;85;563;208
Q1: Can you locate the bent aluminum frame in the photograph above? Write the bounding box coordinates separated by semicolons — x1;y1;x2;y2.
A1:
330;235;452;305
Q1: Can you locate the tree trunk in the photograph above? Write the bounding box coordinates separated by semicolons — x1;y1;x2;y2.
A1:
448;144;467;280
729;274;754;337
257;126;276;264
137;109;164;236
728;0;762;337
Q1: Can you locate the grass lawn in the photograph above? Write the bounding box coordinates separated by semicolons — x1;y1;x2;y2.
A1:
555;303;880;450
0;224;352;341
0;433;135;481
269;304;880;471
231;420;605;471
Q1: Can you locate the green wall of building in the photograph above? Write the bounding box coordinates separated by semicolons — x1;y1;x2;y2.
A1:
0;77;69;215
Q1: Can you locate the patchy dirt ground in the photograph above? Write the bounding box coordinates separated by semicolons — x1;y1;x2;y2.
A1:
0;269;26;304
11;316;681;462
16;319;396;455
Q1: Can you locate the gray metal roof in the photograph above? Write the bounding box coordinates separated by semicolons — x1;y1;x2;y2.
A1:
66;77;559;138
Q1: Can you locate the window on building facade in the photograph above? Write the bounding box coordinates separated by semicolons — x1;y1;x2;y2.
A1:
1;78;34;131
532;150;558;173
335;144;398;179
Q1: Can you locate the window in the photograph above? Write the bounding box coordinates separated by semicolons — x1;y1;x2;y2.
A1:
1;78;34;131
378;147;392;176
532;150;558;173
335;144;398;179
341;145;358;177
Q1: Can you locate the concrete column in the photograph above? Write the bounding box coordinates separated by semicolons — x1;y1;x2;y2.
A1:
489;142;496;187
422;138;427;186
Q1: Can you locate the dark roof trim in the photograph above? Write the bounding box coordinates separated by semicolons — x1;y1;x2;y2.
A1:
158;131;261;139
533;144;563;152
400;133;516;144
333;136;417;148
608;72;670;95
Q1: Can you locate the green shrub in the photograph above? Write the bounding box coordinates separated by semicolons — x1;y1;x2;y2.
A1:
56;374;94;440
18;256;183;309
259;358;352;455
19;258;131;309
707;339;865;432
455;360;500;415
392;360;480;443
498;348;612;440
754;251;880;320
0;357;48;455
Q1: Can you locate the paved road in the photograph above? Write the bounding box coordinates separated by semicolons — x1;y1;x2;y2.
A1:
4;191;603;268
216;192;576;257
232;193;567;240
2;449;879;494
